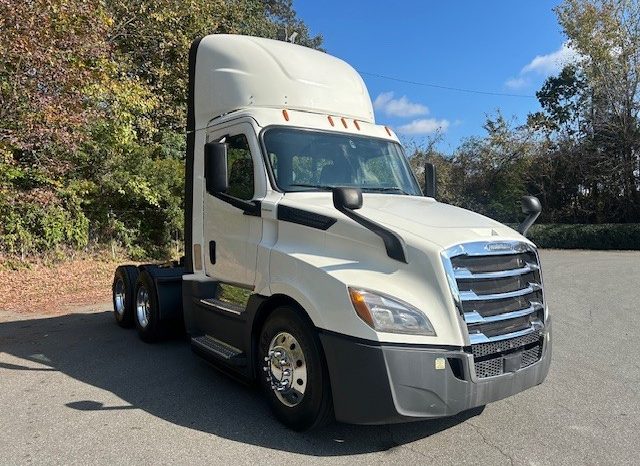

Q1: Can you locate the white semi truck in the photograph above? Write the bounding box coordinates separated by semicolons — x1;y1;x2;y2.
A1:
112;34;551;431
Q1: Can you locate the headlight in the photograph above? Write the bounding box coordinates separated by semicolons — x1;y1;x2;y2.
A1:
348;288;436;336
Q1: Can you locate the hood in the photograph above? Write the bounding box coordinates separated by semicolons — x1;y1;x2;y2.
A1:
278;192;524;249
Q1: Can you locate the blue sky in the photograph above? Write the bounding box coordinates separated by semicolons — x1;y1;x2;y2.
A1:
294;1;574;152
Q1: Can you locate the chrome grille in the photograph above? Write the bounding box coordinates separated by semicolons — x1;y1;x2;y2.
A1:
473;342;543;378
442;241;545;379
522;344;543;368
471;330;541;359
475;358;504;378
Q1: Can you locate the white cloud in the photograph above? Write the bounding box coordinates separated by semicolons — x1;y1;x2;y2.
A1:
504;76;530;90
373;92;429;117
397;118;450;135
521;42;580;76
504;42;581;90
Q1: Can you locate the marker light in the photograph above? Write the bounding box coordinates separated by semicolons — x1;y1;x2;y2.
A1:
348;288;436;336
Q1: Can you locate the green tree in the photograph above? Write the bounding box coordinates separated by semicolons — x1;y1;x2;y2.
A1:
450;114;545;222
0;0;114;255
1;0;322;259
527;0;640;223
106;0;322;132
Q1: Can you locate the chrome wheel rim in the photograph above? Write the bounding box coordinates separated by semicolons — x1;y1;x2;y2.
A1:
136;286;150;328
263;332;307;407
114;279;126;317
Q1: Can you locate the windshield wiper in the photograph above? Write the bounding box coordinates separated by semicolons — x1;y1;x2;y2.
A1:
289;184;411;195
288;183;336;191
362;186;410;195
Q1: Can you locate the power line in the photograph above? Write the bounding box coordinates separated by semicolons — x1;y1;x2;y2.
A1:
358;71;537;99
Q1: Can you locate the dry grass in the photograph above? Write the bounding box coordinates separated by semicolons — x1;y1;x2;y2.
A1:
0;254;132;315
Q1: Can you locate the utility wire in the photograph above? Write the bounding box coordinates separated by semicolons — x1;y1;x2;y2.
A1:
358;71;537;99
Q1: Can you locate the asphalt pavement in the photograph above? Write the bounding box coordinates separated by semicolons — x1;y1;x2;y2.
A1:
1;250;639;465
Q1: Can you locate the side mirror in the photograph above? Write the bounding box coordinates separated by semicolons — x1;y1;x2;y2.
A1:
424;162;437;198
517;195;542;236
332;187;363;210
204;142;228;194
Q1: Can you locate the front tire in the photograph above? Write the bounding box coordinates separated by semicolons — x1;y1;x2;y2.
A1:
258;306;333;431
112;265;139;328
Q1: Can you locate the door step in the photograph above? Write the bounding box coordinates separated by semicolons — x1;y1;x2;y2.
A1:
191;335;247;367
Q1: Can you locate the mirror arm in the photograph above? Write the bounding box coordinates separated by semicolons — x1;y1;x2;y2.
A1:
332;188;407;263
213;192;261;217
517;195;542;237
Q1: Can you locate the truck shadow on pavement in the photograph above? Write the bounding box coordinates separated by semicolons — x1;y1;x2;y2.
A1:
0;310;483;456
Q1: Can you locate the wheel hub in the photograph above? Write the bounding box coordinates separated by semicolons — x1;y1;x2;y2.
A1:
136;286;150;328
263;332;307;407
114;279;125;317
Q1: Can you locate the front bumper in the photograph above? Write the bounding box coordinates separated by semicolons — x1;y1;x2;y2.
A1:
319;322;552;425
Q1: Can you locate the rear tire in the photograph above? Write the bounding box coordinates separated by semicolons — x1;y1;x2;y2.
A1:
258;306;333;431
112;265;139;328
134;269;165;343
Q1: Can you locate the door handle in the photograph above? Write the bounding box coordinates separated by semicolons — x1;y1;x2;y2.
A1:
209;241;216;264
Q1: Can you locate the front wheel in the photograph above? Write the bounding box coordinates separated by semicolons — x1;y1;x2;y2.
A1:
258;306;333;431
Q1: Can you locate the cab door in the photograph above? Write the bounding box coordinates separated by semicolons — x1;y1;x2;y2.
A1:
203;123;263;288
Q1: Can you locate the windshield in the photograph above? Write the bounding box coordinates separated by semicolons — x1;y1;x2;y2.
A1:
262;128;422;195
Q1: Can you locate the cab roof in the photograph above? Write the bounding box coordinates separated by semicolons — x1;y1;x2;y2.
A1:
193;35;375;128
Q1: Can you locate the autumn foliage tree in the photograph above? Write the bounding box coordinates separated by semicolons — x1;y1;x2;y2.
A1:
4;0;638;259
0;0;115;255
0;0;321;259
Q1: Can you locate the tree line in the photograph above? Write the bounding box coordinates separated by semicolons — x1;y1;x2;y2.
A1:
411;0;640;227
0;0;320;259
1;0;639;260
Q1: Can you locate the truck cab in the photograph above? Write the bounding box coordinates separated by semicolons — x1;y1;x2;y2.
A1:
112;34;551;430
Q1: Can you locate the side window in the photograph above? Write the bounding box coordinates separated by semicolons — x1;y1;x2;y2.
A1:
226;134;254;200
